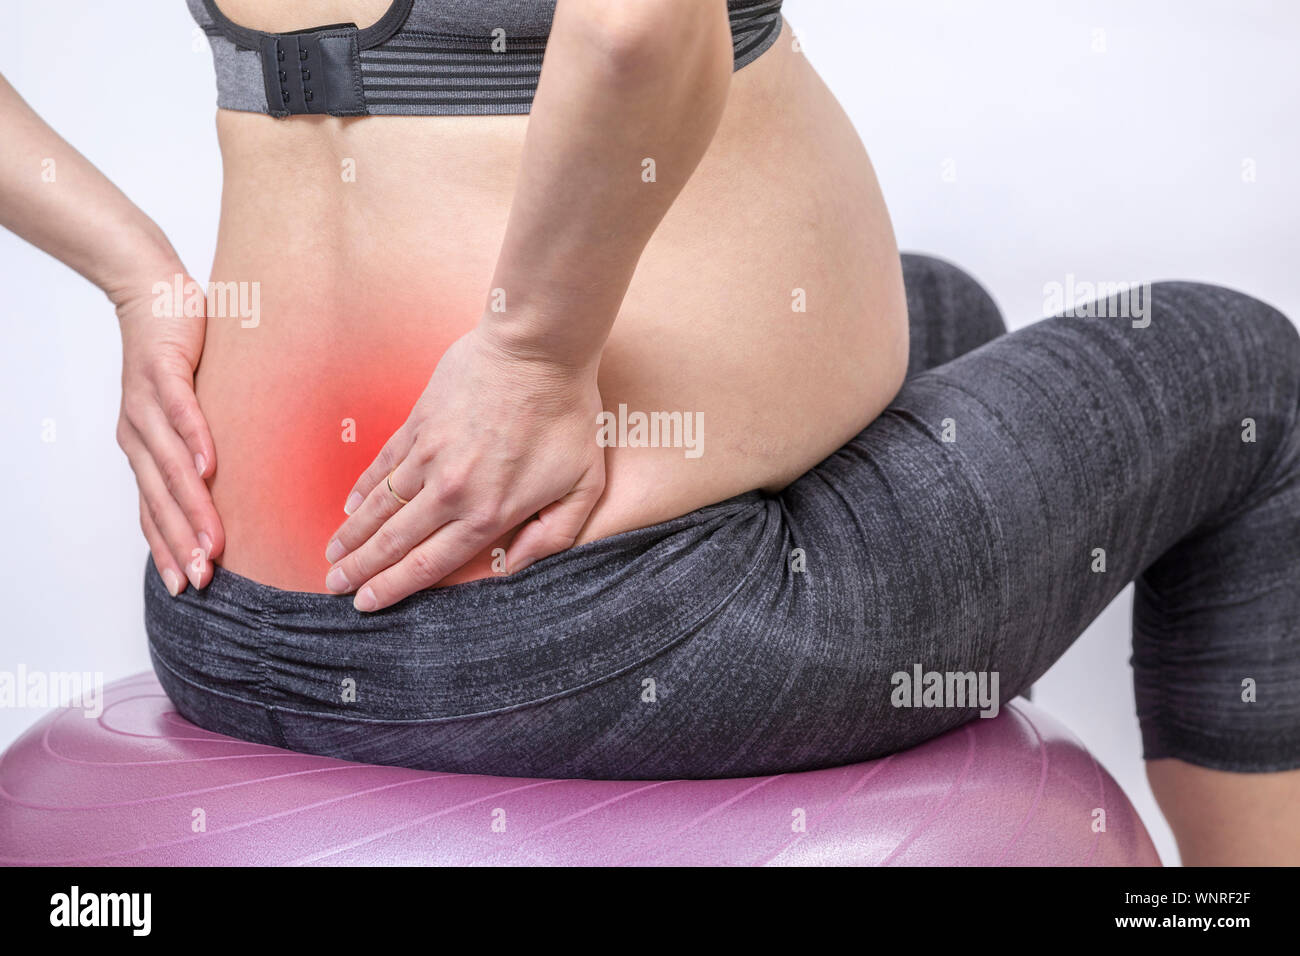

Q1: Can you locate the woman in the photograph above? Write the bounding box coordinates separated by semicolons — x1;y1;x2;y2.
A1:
1;0;1296;866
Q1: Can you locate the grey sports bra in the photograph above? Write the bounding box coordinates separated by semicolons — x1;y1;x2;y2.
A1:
186;0;784;118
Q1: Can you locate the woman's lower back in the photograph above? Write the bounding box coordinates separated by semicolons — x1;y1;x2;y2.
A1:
194;17;909;592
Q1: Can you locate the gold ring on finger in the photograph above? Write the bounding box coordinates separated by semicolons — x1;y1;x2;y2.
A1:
386;472;411;506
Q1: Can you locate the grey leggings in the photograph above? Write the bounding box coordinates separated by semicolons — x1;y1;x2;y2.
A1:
145;254;1300;779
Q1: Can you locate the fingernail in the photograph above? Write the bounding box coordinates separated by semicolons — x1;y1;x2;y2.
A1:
325;538;345;563
198;531;213;555
354;586;377;612
344;492;363;515
163;568;181;597
326;566;350;593
186;563;203;590
195;453;207;476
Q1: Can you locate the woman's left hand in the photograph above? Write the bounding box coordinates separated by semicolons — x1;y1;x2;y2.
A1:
323;324;607;611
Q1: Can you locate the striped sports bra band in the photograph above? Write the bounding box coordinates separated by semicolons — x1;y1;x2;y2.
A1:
187;0;786;118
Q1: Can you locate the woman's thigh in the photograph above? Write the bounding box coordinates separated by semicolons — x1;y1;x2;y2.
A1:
749;277;1300;776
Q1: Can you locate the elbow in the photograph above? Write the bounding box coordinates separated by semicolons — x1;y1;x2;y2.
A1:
562;0;732;85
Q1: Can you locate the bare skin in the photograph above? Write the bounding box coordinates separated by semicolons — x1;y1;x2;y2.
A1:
0;0;1293;865
201;0;908;597
1147;761;1300;865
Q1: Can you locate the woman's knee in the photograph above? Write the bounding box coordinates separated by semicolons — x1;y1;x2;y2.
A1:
900;253;1006;374
1150;280;1300;367
1148;281;1300;443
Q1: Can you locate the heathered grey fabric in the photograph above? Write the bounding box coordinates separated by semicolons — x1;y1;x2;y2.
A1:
187;0;266;111
145;254;1300;779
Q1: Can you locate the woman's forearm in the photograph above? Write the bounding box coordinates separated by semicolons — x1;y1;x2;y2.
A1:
0;73;181;305
478;0;733;370
1;73;223;597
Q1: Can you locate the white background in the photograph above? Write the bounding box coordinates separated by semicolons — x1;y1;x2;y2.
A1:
2;1;1298;868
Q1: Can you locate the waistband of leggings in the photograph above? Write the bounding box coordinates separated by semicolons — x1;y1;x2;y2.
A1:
168;488;771;612
143;489;780;720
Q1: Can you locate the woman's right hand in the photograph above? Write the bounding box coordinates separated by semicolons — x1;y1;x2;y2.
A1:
114;274;224;596
0;74;224;594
